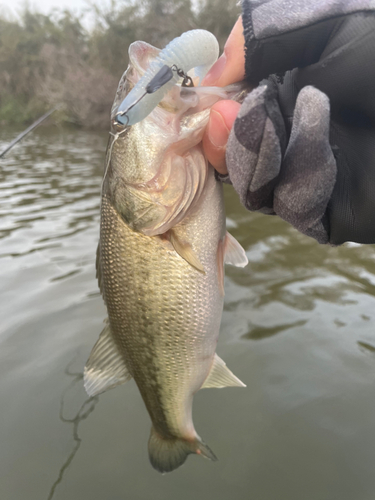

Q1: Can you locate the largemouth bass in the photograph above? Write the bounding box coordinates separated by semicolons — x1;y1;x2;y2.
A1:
84;30;248;473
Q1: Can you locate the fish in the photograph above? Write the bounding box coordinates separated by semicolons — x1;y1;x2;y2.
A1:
84;30;249;474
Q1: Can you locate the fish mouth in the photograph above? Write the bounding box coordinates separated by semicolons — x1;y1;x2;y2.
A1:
111;41;161;123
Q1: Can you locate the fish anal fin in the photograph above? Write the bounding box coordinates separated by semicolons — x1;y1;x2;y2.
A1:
169;230;205;273
201;353;246;389
224;232;248;267
84;319;131;397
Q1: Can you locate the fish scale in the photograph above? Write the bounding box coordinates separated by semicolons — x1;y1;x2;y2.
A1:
99;174;225;433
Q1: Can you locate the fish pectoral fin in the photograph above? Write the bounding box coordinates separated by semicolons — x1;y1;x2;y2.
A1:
84;319;132;397
224;232;248;268
216;232;248;297
201;353;246;389
169;230;205;274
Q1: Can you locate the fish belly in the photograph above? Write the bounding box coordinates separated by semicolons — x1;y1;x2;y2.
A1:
100;168;225;439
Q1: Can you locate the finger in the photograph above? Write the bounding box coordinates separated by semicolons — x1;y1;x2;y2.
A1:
202;100;241;175
274;86;336;244
202;17;245;87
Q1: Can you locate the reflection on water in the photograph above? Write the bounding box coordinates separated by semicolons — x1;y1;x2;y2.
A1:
47;359;99;500
243;319;307;340
2;126;375;500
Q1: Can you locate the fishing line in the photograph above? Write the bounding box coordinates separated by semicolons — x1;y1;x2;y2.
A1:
101;128;128;193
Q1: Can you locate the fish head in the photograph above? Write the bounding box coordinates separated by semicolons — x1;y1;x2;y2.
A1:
106;41;245;236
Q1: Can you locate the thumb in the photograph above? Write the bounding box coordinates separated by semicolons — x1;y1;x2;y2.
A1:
202;99;241;175
202;17;245;87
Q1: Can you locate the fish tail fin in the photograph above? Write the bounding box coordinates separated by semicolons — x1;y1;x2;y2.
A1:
148;427;217;474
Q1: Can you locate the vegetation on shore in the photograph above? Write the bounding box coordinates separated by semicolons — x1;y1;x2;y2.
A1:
0;0;240;129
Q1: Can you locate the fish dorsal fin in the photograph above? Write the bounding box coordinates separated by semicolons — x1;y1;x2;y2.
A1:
201;353;246;389
84;320;132;397
169;230;205;273
224;232;248;267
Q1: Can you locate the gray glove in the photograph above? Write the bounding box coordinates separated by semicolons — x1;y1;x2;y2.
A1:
226;0;375;244
226;80;336;243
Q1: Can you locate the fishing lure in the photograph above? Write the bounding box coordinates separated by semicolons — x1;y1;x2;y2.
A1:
115;64;194;126
114;29;219;127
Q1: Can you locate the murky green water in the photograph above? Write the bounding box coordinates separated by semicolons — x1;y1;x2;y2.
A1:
2;126;375;500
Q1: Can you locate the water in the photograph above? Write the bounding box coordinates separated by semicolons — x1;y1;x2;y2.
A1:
2;126;375;500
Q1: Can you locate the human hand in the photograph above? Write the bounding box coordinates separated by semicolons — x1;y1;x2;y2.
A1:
201;17;246;175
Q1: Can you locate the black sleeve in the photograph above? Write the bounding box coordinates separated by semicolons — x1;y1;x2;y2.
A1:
227;0;375;244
